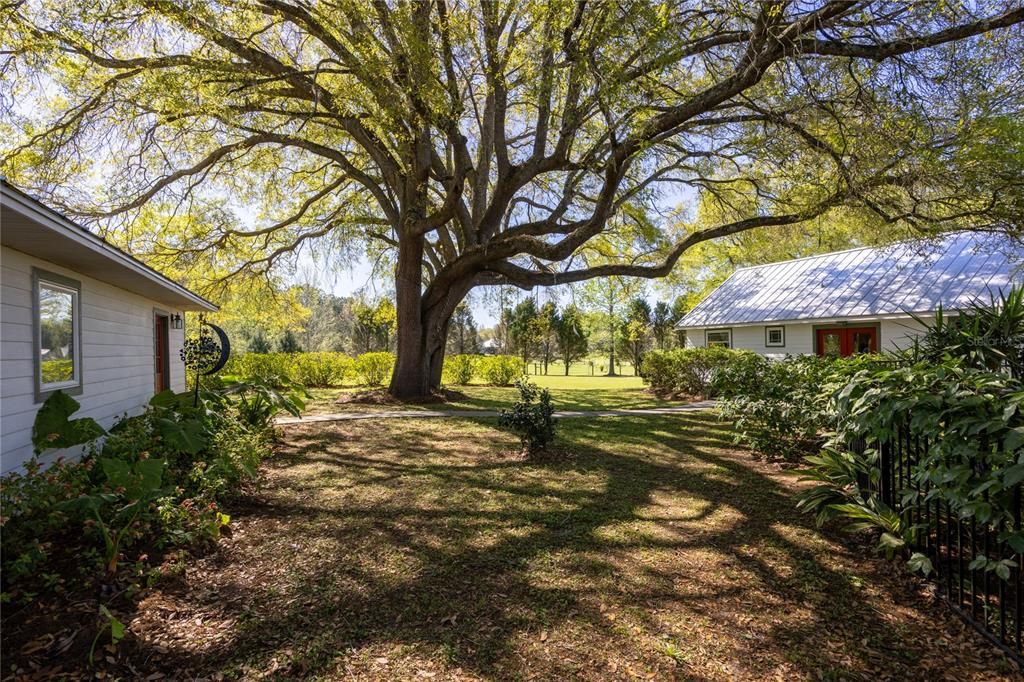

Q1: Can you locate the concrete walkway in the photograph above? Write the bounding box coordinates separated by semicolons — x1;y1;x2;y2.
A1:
275;400;716;425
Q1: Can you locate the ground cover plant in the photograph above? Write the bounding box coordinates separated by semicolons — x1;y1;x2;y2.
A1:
5;414;1017;679
0;382;302;669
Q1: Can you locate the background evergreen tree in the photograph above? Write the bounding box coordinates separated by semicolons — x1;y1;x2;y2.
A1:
555;305;589;376
248;330;272;354
278;330;303;354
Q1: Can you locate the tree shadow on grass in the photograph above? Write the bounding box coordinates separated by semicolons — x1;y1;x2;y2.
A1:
131;414;1014;680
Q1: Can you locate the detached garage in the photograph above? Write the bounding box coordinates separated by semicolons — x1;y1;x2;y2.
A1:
677;232;1022;358
1;180;217;473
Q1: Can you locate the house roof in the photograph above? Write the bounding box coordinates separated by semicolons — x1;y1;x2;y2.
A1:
677;231;1022;329
1;180;217;312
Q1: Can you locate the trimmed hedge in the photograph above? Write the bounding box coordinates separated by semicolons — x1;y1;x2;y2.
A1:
477;355;525;386
354;352;394;386
442;354;476;385
290;352;355;387
641;347;760;398
222;351;525;388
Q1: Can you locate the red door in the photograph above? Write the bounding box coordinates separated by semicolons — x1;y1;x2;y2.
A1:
816;327;877;357
155;315;169;392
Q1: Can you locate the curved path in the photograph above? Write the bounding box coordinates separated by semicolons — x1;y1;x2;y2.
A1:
275;400;716;425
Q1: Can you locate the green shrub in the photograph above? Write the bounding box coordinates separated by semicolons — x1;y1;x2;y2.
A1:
902;285;1024;376
498;378;556;454
708;351;771;398
478;355;524;386
641;347;749;398
354;351;394;386
224;352;293;384
287;352;353;387
40;358;73;384
797;363;1024;576
716;355;875;461
215;377;307;429
442;354;477;385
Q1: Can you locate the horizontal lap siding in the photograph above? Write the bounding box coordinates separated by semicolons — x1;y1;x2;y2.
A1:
684;316;928;357
729;323;814;358
1;247;188;474
685;322;814;358
880;317;928;352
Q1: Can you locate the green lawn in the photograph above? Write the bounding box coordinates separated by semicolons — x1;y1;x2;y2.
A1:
304;373;678;414
119;414;1013;680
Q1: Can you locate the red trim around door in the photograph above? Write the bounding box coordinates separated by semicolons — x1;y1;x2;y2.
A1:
816;326;877;357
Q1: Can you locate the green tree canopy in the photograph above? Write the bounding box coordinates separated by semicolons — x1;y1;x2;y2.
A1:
447;302;480;355
2;1;1022;396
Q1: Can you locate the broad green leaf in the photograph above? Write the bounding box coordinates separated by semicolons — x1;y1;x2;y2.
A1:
31;391;106;453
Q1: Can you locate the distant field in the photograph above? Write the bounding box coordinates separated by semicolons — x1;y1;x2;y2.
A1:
521;357;638;377
304;373;665;414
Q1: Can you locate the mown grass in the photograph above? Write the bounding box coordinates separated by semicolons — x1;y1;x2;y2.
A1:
123;414;1015;680
305;373;678;414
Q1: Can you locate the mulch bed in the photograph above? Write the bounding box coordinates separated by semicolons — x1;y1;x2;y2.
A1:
333;387;470;406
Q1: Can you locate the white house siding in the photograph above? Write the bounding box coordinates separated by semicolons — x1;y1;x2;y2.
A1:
684;322;814;358
1;246;187;474
879;317;929;352
683;315;929;357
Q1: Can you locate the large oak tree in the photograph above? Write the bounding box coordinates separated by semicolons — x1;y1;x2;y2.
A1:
2;1;1022;397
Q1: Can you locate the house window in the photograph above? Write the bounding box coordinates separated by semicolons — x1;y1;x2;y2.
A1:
705;329;732;348
33;269;82;401
765;326;785;347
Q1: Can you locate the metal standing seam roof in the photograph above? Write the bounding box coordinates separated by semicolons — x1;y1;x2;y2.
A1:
677;232;1023;328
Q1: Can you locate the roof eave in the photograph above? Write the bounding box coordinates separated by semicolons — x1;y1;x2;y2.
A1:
1;183;218;312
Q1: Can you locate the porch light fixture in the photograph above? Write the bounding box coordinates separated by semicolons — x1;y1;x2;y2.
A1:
170;313;184;330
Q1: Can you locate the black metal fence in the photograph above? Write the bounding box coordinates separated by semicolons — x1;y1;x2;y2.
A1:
877;425;1023;663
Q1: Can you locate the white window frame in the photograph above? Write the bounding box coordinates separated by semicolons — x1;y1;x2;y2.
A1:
32;268;83;402
705;328;732;348
765;325;785;347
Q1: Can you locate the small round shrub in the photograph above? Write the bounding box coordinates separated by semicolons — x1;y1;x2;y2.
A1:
478;355;524;386
354;352;395;386
443;354;478;385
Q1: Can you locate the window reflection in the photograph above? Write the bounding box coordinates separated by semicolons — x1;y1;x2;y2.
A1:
852;332;873;354
39;283;75;385
822;333;841;357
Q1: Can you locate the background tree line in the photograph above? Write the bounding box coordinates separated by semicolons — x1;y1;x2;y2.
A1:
217;278;687;375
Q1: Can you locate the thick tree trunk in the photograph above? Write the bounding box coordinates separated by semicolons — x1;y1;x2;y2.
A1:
390;235;431;398
389;235;472;399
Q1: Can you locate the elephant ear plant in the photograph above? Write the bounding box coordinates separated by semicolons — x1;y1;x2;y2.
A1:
31;391;170;577
31;390;106;454
214;377;307;428
60;456;168;576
